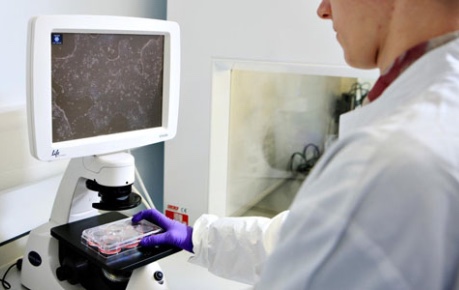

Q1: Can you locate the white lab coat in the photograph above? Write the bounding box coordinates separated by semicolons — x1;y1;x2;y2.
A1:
190;212;289;284
192;37;459;289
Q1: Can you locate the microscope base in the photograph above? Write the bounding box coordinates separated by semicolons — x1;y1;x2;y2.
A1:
21;222;82;290
21;213;179;290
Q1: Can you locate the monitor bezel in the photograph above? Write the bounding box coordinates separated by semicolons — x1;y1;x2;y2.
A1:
27;15;180;161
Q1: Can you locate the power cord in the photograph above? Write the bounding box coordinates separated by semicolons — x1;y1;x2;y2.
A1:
127;149;156;210
1;259;22;289
347;82;371;109
288;143;321;175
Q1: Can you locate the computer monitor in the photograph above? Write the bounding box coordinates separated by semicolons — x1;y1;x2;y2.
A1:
27;15;180;161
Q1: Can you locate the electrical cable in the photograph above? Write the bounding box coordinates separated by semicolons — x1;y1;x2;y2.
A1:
347;81;371;109
288;143;321;175
133;186;152;209
127;149;156;210
135;167;156;210
1;259;22;290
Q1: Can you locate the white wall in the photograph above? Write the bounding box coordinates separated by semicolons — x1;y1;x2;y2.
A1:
0;0;166;266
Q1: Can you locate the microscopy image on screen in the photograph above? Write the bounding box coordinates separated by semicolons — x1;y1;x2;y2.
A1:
51;33;165;142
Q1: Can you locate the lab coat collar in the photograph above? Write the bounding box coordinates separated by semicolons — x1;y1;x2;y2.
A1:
339;36;459;139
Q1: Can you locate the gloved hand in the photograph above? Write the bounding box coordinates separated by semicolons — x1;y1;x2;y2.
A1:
132;209;194;253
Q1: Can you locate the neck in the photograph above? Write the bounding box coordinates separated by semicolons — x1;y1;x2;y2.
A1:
377;0;459;72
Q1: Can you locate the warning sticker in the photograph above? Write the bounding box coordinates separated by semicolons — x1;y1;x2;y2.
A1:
165;204;189;225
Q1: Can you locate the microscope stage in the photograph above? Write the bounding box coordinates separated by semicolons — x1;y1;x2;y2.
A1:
51;212;181;272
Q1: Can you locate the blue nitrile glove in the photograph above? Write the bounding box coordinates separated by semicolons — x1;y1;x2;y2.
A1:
132;209;194;253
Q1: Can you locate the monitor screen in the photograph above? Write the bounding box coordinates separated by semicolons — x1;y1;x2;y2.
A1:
51;33;164;143
27;15;180;161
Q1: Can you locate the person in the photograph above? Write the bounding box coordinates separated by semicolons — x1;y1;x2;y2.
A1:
133;0;459;288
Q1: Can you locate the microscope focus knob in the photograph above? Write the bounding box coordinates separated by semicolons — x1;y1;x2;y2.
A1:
153;271;164;282
56;265;72;282
56;258;88;285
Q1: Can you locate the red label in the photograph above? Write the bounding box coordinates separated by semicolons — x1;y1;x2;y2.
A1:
165;210;189;225
167;204;179;211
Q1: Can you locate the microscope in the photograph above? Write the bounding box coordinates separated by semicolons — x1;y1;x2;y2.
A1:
22;14;181;289
21;152;180;290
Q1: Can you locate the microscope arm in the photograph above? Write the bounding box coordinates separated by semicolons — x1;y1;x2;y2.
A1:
50;152;136;225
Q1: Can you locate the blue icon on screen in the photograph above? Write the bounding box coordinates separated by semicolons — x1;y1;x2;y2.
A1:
51;33;63;45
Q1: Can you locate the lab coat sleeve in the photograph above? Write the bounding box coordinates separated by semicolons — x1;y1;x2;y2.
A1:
188;211;289;285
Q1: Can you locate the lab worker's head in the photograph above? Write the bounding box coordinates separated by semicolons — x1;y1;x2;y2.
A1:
316;0;459;72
